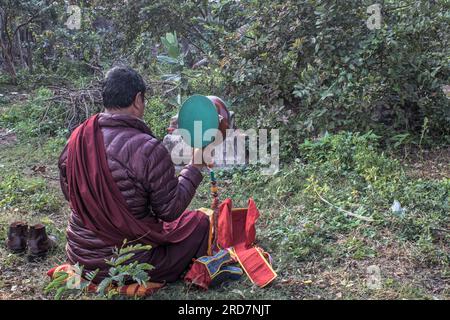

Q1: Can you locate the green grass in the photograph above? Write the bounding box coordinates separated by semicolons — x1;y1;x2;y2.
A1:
0;89;449;300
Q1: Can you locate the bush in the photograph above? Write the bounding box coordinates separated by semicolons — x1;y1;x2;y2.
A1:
216;0;450;151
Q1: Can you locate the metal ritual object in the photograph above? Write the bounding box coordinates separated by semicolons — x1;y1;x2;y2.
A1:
178;95;228;253
177;95;220;148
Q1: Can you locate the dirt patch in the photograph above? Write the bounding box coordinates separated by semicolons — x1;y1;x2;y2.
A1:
402;147;450;180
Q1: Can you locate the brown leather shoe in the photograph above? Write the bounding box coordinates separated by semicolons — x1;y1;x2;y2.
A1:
6;221;28;253
27;224;57;257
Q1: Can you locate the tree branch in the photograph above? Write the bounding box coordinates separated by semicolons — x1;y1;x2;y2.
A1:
12;11;40;39
12;4;54;39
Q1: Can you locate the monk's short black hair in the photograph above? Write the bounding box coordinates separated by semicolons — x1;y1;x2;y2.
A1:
102;66;146;109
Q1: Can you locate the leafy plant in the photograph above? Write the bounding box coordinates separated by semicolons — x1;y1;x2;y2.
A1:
157;31;201;107
44;240;153;300
44;264;94;300
96;241;153;297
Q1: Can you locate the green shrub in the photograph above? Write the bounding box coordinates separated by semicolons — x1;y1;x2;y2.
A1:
216;0;450;150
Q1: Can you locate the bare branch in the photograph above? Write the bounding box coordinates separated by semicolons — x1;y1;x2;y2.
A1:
12;4;54;39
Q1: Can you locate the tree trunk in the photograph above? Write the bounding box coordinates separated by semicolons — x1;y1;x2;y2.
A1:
26;28;33;73
16;30;27;69
0;39;17;84
0;9;17;84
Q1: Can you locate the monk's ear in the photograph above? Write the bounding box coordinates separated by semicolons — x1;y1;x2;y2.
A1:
133;92;145;118
133;92;142;105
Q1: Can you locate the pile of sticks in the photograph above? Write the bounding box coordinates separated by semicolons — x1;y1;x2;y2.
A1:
46;84;103;132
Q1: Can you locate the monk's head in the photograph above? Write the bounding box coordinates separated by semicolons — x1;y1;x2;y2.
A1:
102;66;146;119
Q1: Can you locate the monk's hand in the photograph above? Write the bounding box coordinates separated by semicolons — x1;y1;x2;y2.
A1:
190;147;205;169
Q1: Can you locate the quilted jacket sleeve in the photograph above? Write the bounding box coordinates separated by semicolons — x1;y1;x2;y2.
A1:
138;137;203;222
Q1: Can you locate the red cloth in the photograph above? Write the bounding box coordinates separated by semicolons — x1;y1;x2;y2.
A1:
217;198;259;251
66;114;202;247
232;247;277;288
216;198;277;288
184;262;211;290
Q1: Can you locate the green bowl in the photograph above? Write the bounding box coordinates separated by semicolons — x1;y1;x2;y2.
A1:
178;95;219;148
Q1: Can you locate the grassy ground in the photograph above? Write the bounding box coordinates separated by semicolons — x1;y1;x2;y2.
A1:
0;90;449;300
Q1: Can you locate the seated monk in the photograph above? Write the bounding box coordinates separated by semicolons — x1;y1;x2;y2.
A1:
58;66;209;283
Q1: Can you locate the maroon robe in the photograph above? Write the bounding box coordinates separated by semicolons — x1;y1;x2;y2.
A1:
59;113;209;282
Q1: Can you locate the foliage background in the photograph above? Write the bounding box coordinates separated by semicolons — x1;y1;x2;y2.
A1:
1;0;448;150
0;0;449;300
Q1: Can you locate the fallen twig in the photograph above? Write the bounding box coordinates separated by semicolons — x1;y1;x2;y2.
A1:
315;190;374;222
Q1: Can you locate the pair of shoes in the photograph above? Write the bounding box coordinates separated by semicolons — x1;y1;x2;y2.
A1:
6;221;57;257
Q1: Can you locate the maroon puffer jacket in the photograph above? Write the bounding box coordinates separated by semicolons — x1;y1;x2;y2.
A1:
58;113;203;278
